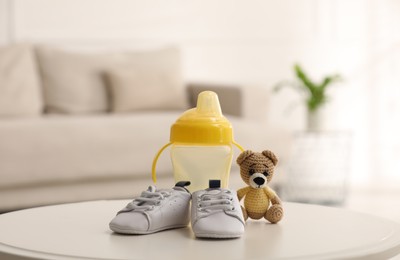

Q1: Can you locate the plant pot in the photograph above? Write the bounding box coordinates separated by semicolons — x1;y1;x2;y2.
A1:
307;108;325;132
282;131;352;206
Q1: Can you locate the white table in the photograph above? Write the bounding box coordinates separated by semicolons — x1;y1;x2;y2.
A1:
0;200;400;260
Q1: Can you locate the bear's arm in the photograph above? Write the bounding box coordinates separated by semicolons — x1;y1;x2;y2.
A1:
237;186;251;201
263;186;282;205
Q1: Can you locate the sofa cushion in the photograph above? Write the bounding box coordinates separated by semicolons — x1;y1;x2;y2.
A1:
0;113;178;187
36;47;110;114
36;46;186;114
0;44;43;116
106;65;186;112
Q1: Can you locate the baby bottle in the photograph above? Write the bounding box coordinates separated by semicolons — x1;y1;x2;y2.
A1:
152;91;244;192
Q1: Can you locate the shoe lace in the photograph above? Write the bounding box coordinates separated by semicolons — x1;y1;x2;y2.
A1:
198;189;235;213
126;186;171;211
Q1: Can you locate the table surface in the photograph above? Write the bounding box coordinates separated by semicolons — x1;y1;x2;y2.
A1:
0;200;400;260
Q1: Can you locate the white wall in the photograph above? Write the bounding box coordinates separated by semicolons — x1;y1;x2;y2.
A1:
5;0;367;130
11;0;318;85
0;0;11;45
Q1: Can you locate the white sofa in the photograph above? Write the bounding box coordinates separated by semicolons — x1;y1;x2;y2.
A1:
0;44;290;211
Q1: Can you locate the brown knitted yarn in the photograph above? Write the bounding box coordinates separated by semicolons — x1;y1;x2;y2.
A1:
265;205;284;223
236;150;283;223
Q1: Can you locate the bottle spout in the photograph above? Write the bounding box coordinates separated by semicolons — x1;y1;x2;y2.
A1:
196;91;222;116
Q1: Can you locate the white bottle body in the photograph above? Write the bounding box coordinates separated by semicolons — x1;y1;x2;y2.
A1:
170;145;233;192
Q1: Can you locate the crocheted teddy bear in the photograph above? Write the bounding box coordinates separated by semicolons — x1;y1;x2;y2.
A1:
237;150;283;223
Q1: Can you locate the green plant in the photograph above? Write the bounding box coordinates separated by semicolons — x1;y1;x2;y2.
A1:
274;64;342;112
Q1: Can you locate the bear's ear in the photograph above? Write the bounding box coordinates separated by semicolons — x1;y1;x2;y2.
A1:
262;150;278;166
236;150;254;165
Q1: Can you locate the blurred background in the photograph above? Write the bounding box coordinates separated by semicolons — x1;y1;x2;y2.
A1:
1;0;400;223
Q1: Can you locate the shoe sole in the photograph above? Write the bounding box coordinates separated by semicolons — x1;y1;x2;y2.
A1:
194;232;243;239
109;223;188;235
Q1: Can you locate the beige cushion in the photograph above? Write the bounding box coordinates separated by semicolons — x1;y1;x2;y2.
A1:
106;65;186;112
0;44;43;116
36;47;112;114
36;46;186;114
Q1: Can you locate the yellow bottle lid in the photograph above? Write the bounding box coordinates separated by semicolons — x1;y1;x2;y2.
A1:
151;91;244;183
170;91;234;145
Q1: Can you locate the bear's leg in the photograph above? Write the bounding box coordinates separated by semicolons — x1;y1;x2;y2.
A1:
265;205;283;223
241;206;248;221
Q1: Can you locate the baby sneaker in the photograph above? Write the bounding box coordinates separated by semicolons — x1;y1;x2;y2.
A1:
109;181;191;234
191;180;245;238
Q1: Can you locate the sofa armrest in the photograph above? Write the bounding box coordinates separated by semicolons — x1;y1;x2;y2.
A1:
186;83;269;122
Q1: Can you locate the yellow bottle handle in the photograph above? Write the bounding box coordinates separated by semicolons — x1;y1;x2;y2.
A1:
152;142;172;183
233;140;245;152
